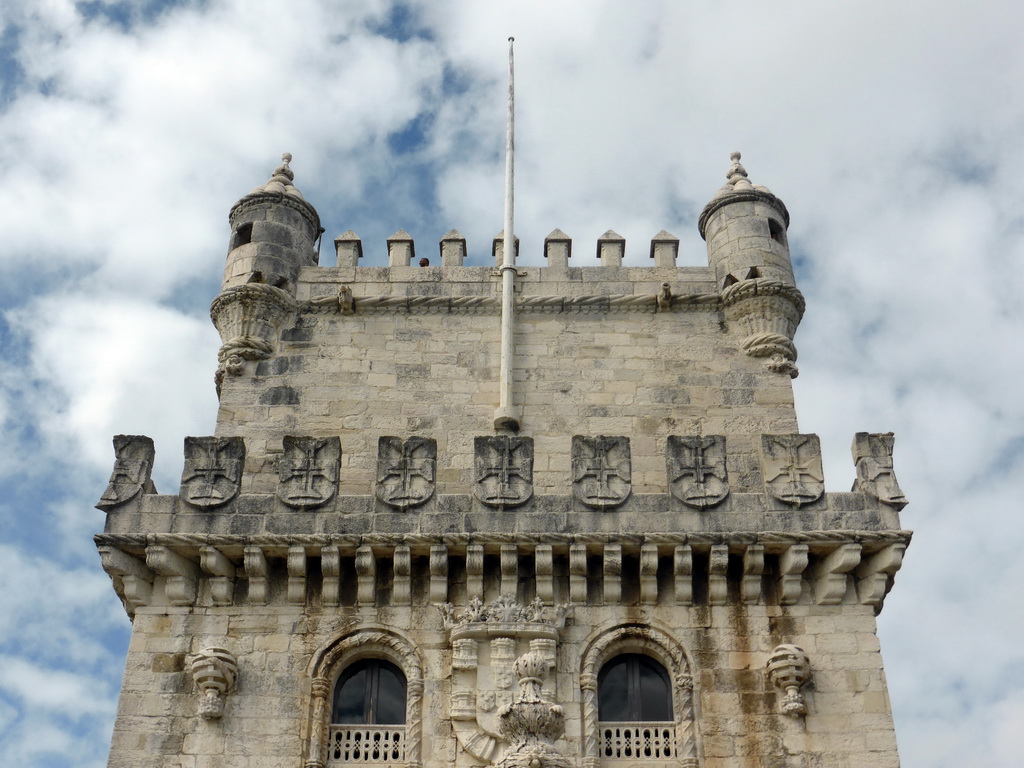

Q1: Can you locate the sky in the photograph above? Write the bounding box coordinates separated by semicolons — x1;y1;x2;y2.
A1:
0;0;1021;765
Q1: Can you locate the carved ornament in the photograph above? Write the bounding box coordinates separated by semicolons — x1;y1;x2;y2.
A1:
180;437;245;509
190;647;238;719
852;432;907;510
721;278;805;378
761;434;824;508
766;644;811;717
475;436;534;508
572;436;631;509
278;436;340;509
376;436;436;509
96;435;156;511
667;435;729;509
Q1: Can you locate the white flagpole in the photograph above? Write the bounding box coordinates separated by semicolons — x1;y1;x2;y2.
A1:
494;36;520;431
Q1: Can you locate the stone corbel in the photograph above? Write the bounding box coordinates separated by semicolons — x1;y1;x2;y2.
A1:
210;283;296;394
244;546;268;605
777;544;809;605
98;546;154;616
742;544;765;604
146;545;200;606
812;543;862;605
287;546;307;605
766;644;811;717
855;544;907;610
190;647;239;719
721;278;805;378
199;546;235;606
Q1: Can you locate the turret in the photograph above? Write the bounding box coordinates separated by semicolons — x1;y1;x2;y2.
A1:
699;152;805;377
223;153;321;292
211;154;321;394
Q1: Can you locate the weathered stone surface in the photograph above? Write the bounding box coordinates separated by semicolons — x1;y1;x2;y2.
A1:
571;435;631;510
667;435;729;509
375;436;436;509
852;432;908;510
97;435;156;511
475;436;534;509
761;433;825;508
180;437;245;509
277;436;339;509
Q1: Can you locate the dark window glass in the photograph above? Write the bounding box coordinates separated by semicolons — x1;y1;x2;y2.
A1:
331;659;407;725
598;654;672;722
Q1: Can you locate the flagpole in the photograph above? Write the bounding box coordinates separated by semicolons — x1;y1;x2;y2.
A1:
494;36;520;431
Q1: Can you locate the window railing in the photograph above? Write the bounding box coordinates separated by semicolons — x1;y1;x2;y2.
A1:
600;722;676;760
327;725;405;764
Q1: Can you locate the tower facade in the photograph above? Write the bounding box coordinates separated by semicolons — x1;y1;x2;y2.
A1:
96;153;910;768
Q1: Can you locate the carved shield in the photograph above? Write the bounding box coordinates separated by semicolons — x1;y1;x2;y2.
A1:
852;432;907;510
180;437;245;509
376;436;436;509
572;436;631;509
277;436;340;509
474;436;533;508
761;434;824;508
96;435;156;511
667;435;729;509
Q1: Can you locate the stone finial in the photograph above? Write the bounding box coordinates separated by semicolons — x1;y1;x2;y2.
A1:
495;652;572;768
190;647;239;719
544;229;571;269
387;229;415;266
766;644;811;717
249;152;304;198
334;230;363;267
440;229;467;266
596;230;625;266
650;230;679;267
726;151;751;188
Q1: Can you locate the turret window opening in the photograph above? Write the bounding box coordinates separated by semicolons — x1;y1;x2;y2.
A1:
329;659;406;765
768;217;785;245
598;653;675;760
231;222;253;249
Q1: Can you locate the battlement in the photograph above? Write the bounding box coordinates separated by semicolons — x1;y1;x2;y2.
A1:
97;430;909;618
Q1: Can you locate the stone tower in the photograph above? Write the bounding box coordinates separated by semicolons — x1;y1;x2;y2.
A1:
95;152;911;768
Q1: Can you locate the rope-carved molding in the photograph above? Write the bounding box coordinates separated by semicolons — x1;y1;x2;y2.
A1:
94;529;913;556
303;287;721;316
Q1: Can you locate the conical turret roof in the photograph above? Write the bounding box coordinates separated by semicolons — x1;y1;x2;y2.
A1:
248;152;305;199
698;151;789;238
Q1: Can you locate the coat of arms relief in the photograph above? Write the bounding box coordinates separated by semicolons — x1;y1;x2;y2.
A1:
438;596;570;765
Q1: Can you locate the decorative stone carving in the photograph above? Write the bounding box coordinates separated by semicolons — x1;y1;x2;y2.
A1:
666;435;729;509
761;434;824;507
210;282;296;394
721;278;805;378
277;436;340;509
190;647;238;719
766;644;811;717
440;596;570;765
180;437;245;509
475;436;534;508
375;436;436;509
439;595;569;633
495;652;572;768
852;432;908;510
96;435;156;510
572;435;631;509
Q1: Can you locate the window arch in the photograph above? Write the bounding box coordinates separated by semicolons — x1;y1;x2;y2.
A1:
580;625;700;768
305;628;423;768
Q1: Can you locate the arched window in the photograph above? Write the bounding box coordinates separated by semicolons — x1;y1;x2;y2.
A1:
332;659;407;725
598;654;675;761
328;659;407;764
